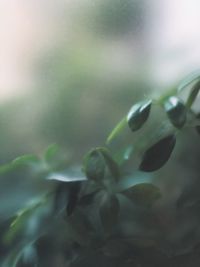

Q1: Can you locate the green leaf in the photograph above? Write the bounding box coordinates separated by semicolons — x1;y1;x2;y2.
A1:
3;242;38;267
127;100;152;131
2;246;23;267
106;117;127;144
3;195;48;244
115;171;153;192
43;143;59;162
139;135;176;172
186;80;200;108
16;244;38;267
0;154;40;175
121;183;161;207
98;147;120;181
99;193;120;233
83;148;106;181
164;96;187;128
178;70;200;92
83;148;120;182
12;154;39;167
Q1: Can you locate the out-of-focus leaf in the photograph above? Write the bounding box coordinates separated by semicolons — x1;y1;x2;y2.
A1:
66;212;94;247
139;135;176;172
106;117;127;144
164;96;187;128
99;193;120;233
115;171;153;192
186;80;200;108
83;148;106;181
78;190;99;207
12;155;39;167
53;184;68;215
0;163;14;175
98;147;120;181
46;166;87;182
3;195;48;245
66;182;82;216
176;185;200;210
0;155;40;175
3;243;38;267
83;148;120;182
127;100;152;131
16;244;38;267
2;246;23;267
43;143;59;162
177;70;200;92
121;183;161;207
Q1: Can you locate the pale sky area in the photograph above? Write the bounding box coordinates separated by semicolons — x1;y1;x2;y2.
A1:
0;0;200;100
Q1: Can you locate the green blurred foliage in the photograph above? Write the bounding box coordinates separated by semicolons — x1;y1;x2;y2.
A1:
0;1;200;266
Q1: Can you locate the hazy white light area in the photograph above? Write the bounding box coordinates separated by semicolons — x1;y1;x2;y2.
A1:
0;0;200;101
150;0;200;87
0;0;62;101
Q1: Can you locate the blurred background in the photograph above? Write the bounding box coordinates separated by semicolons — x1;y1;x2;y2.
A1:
0;0;200;245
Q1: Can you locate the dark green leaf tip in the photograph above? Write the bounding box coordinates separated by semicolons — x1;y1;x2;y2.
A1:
127;100;152;131
164;96;187;128
83;147;120;182
83;148;106;181
139;135;176;172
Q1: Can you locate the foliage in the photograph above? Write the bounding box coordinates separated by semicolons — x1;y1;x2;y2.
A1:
0;72;200;266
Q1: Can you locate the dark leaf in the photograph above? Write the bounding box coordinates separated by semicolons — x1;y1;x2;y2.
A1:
78;190;99;206
83;148;120;182
127;100;152;131
66;182;82;216
139;135;176;172
121;183;161;207
83;149;106;181
99;193;120;233
164;96;187;128
53;184;69;214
